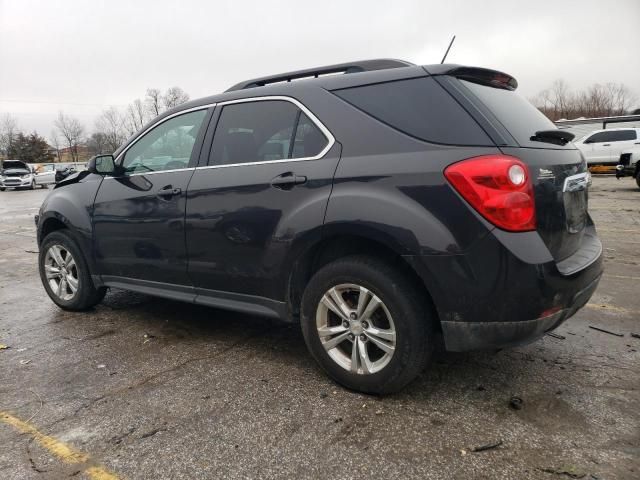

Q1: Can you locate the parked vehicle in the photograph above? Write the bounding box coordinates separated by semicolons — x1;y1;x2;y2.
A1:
0;160;37;190
55;165;77;183
573;128;640;166
36;59;603;393
615;146;640;189
33;164;57;188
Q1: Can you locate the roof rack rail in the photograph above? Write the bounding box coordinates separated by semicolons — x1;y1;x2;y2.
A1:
225;58;415;92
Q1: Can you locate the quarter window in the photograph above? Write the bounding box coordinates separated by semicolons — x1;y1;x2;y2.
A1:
209;100;329;166
333;77;492;146
122;110;207;174
585;131;614;143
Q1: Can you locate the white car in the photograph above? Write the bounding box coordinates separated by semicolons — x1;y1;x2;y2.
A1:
573;127;640;166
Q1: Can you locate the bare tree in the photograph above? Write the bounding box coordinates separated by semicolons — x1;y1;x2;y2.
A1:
0;114;19;157
54;112;85;162
49;131;62;162
534;80;638;120
145;88;162;117
162;87;190;110
124;99;148;136
95;107;127;152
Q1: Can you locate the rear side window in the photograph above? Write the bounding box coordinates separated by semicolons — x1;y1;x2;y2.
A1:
332;77;492;146
459;79;558;148
210;100;329;166
585;131;613;143
608;130;637;141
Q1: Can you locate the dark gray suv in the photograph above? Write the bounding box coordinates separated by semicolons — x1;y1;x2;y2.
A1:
36;59;603;393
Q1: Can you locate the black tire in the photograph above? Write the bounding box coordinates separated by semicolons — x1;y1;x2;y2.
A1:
300;255;435;394
636;175;640;190
0;187;5;191
39;230;106;311
30;180;36;190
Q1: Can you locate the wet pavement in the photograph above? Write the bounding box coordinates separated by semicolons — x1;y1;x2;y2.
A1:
0;176;639;479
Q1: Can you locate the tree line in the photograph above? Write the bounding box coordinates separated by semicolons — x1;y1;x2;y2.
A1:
0;87;190;163
531;80;637;121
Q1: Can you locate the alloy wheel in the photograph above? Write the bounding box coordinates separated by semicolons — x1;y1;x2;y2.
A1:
316;283;396;374
44;245;79;301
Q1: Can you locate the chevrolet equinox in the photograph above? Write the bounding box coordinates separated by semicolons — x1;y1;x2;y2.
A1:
36;60;603;393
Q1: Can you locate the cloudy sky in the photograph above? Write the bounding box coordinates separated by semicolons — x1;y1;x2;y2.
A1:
1;0;639;137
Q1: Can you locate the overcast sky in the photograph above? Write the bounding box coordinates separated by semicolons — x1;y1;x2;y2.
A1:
1;0;639;137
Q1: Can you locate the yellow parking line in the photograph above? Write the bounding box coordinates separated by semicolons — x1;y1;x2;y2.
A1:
0;411;120;480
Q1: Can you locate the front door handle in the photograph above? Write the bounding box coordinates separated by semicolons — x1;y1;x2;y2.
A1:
157;185;182;199
602;144;611;146
270;172;307;190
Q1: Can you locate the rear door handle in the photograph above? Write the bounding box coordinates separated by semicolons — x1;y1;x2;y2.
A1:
157;185;182;199
602;144;611;146
270;172;307;190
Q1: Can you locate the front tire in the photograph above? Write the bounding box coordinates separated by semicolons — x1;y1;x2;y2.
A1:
636;175;640;190
301;255;434;394
39;230;106;311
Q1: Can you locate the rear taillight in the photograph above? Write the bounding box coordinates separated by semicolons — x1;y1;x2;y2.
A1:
444;155;536;232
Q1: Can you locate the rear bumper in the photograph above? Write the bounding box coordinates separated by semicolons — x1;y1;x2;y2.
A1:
404;224;604;352
439;271;601;351
616;164;638;178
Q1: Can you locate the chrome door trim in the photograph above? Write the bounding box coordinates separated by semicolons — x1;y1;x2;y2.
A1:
196;95;335;171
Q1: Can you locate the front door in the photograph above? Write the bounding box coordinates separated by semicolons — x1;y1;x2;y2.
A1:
185;98;339;300
93;108;210;286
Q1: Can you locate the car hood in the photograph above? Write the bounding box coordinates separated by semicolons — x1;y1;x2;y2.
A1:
2;168;31;175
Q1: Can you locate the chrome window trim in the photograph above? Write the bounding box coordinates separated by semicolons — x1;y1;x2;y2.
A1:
106;167;196;178
196;95;335;171
113;103;217;173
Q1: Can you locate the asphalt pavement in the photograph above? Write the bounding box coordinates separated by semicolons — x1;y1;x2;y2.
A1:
0;176;638;479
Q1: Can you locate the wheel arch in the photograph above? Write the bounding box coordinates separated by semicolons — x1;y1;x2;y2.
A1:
287;232;441;331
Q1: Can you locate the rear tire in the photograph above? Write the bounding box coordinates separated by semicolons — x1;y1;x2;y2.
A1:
39;230;106;311
636;175;640;190
300;255;434;394
30;180;36;190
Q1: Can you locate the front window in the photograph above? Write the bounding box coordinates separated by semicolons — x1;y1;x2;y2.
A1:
122;110;207;174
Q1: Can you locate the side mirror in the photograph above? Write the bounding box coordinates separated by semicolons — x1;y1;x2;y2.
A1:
88;155;116;175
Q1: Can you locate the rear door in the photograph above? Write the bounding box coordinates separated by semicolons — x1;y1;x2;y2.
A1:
608;129;638;162
93;108;210;286
185;97;340;300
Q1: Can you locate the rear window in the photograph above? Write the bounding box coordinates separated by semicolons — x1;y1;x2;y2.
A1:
459;79;558;148
332;77;492;146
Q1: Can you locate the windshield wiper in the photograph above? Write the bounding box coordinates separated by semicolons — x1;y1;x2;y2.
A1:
530;130;575;146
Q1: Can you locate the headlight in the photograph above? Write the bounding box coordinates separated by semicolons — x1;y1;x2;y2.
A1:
21;174;31;179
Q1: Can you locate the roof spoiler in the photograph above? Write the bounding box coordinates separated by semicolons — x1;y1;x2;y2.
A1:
225;59;415;92
425;64;518;91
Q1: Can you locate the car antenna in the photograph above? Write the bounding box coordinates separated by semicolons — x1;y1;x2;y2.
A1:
440;35;456;64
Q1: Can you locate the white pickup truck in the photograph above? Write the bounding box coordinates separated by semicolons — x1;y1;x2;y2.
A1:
573;128;640;166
